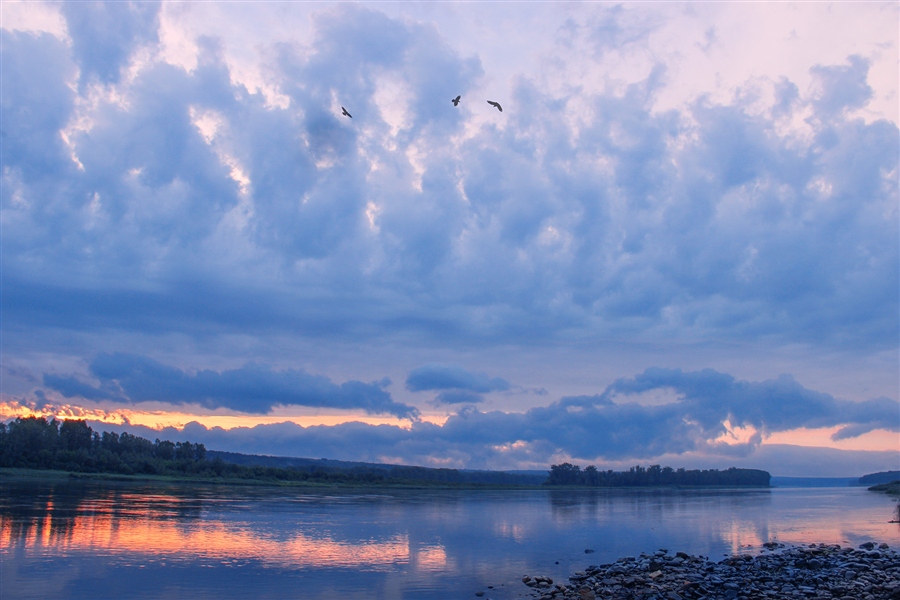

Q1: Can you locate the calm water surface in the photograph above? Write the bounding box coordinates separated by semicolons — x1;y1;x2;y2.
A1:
1;480;897;599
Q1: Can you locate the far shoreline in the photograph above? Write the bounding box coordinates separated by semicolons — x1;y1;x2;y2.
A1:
0;467;546;491
1;467;779;492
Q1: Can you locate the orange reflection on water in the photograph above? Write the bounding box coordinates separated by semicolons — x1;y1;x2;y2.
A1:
717;499;899;553
762;510;899;547
0;491;424;570
724;520;764;555
492;521;527;544
412;544;450;572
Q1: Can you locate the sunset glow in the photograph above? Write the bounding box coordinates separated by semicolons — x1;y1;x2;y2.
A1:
1;0;897;476
1;501;416;570
3;6;899;600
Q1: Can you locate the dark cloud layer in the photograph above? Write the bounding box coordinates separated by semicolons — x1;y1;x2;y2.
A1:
597;368;899;444
406;364;511;393
434;390;485;405
1;6;895;354
44;353;417;419
53;365;899;471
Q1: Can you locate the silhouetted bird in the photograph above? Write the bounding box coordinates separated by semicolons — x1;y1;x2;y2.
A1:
452;95;461;106
487;100;502;112
341;107;352;118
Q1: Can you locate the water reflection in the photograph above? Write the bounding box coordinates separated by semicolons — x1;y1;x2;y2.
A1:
547;487;772;521
3;485;203;551
0;483;426;571
1;481;897;600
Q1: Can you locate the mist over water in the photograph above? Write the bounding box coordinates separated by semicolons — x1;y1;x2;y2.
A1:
2;481;898;600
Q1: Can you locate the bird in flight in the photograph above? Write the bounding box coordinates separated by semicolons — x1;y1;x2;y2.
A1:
452;95;461;106
487;100;502;112
341;107;352;118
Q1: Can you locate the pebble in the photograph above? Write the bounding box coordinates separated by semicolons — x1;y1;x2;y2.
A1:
521;543;900;599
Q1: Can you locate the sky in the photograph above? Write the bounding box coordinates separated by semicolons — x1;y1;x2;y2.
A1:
1;0;898;477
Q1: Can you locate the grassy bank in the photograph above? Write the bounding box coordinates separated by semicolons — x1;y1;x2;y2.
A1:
868;480;900;495
0;467;548;490
867;480;900;524
1;468;774;494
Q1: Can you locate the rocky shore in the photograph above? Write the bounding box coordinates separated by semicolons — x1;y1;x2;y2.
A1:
521;542;900;600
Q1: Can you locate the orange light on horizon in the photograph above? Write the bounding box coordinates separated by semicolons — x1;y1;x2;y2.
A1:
0;400;450;431
0;400;894;452
0;401;135;425
764;427;899;453
713;420;761;446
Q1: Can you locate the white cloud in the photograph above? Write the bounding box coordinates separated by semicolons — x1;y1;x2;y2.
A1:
0;0;68;38
2;2;897;468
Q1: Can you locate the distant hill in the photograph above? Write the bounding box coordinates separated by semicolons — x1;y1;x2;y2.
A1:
206;450;549;486
770;477;856;488
207;450;392;471
857;471;900;486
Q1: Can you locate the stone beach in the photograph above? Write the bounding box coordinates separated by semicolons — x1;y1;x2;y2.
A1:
521;542;900;600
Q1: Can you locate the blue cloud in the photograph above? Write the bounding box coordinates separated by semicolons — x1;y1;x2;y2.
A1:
809;55;873;117
0;30;76;178
61;0;162;87
43;353;418;419
598;368;900;441
406;364;511;393
1;4;896;402
434;390;484;405
78;366;898;474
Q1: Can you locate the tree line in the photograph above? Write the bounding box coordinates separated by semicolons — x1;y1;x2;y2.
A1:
0;417;537;486
1;416;212;477
545;462;770;487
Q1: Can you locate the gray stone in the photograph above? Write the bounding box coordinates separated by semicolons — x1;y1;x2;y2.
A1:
523;543;900;600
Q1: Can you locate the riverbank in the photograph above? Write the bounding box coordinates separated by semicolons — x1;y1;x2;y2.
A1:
522;543;900;600
0;467;774;492
870;481;900;496
0;467;547;490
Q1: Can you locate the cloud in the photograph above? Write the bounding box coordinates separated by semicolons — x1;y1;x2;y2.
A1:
47;367;892;473
61;0;162;87
2;1;897;468
0;30;77;179
434;390;484;405
809;55;873;117
406;364;510;393
599;368;900;441
43;353;418;419
1;4;895;359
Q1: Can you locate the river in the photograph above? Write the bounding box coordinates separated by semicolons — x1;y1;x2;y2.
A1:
1;479;897;599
